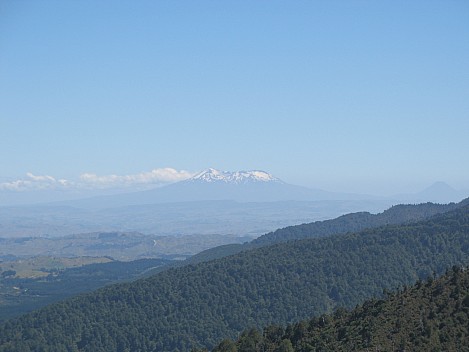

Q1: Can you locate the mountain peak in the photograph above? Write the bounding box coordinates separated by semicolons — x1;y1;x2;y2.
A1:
417;181;462;202
423;181;456;192
189;168;283;184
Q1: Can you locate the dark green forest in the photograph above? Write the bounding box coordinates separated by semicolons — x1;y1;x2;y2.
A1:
208;265;469;352
253;200;466;246
185;200;465;265
1;204;469;351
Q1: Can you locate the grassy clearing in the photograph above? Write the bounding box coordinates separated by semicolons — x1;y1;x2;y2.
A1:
0;256;113;279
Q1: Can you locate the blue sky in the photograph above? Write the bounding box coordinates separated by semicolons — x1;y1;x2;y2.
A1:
1;0;468;199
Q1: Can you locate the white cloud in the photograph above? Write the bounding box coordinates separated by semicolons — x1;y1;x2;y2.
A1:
79;168;193;188
25;172;56;183
0;168;194;191
0;173;69;191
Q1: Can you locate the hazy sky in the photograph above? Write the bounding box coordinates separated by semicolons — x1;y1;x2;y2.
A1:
1;0;468;197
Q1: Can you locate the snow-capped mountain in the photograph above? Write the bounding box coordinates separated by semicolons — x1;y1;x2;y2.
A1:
188;168;283;184
2;167;396;238
45;168;385;209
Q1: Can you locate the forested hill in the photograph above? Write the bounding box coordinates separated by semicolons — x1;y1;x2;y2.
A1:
252;199;467;246
1;205;469;351
186;199;468;266
209;266;469;352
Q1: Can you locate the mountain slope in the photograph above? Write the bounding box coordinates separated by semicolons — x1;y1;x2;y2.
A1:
0;169;394;238
1;205;469;351
184;199;466;265
51;169;383;209
210;266;469;352
396;181;468;204
252;199;465;246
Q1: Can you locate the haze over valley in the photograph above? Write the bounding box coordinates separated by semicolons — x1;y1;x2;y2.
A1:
1;168;466;240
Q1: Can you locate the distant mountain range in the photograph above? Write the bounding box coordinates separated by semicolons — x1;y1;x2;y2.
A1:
1;169;466;209
51;168;387;209
0;169;466;238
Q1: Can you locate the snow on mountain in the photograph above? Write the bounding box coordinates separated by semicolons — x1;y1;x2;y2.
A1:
39;168;386;209
188;168;283;184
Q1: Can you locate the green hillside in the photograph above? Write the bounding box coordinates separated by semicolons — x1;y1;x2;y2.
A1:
1;205;469;351
252;200;465;246
185;200;465;266
209;265;469;352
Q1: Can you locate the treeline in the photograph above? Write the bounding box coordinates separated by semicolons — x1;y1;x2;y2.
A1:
1;205;469;351
207;265;469;352
252;200;465;246
185;200;466;267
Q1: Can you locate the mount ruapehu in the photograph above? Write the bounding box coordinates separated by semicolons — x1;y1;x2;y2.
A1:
1;169;465;238
52;168;385;209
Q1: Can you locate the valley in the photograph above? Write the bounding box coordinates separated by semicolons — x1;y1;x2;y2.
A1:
4;170;462;239
1;200;469;351
0;257;173;322
0;231;253;261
